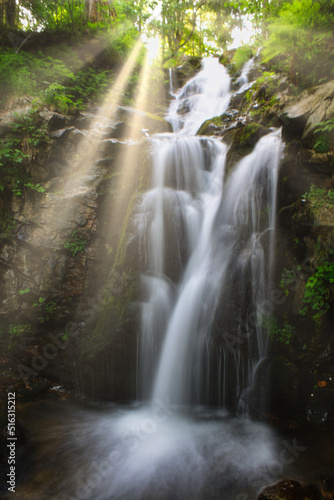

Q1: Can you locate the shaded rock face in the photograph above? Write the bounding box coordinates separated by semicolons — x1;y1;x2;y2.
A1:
0;100;158;400
172;57;202;89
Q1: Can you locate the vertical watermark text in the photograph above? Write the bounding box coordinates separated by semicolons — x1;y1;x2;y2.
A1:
7;392;16;493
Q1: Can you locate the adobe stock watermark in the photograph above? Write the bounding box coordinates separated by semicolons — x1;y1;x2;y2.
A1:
61;397;173;500
235;437;307;500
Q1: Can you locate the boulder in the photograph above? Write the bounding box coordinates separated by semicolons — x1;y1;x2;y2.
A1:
258;480;322;500
39;109;67;130
279;80;334;142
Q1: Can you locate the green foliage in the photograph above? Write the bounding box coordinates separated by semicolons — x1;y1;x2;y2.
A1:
302;185;334;209
261;0;334;86
12;108;49;146
300;262;334;320
63;230;87;256
33;297;57;323
263;315;295;345
18;288;30;295
314;135;330;154
0;109;48;196
313;118;334;154
41;68;110;112
232;46;253;71
245;72;279;118
279;267;300;296
314;118;334;135
69;67;109;103
8;322;32;350
42;82;76;113
0;46;112;113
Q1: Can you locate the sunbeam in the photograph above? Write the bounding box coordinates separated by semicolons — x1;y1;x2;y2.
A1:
37;37;144;237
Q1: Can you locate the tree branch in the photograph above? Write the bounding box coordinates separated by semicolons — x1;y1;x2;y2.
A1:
162;0;207;63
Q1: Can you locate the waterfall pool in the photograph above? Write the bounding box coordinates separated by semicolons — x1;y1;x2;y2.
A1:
13;398;334;500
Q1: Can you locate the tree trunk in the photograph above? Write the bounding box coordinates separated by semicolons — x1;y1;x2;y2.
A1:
87;0;98;22
4;0;17;28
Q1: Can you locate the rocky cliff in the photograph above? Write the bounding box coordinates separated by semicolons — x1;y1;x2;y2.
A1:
1;54;334;430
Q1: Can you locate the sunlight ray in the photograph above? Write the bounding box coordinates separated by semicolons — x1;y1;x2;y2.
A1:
31;38;144;253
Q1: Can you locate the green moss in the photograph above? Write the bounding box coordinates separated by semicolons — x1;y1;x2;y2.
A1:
196;116;224;135
239;123;263;145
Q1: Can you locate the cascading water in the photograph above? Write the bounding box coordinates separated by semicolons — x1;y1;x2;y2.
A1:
166;57;231;134
236;56;257;95
16;57;302;500
236;57;254;87
137;57;282;412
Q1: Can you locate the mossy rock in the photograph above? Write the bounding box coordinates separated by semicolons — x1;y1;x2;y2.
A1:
224;123;271;172
173;57;202;89
196;115;225;136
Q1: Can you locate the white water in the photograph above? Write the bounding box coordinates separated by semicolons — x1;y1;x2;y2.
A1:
16;58;287;500
237;57;254;87
138;57;282;410
166;57;231;135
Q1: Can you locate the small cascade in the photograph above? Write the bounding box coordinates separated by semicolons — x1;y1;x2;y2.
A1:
166;57;231;135
169;68;175;96
236;57;256;94
137;56;282;412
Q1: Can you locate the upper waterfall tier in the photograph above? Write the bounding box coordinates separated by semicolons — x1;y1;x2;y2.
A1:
166;57;231;135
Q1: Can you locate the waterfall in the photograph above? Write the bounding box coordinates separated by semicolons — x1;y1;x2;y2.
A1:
169;68;174;96
137;57;282;411
15;58;293;500
166;57;231;135
236;57;256;94
237;57;254;87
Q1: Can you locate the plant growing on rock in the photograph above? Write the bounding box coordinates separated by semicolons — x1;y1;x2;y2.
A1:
8;322;32;350
33;297;57;323
0;109;48;196
299;262;334;321
302;185;334;210
63;230;87;257
313;118;334;156
262;315;295;345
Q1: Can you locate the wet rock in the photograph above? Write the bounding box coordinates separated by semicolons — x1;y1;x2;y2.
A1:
39;109;67;130
173;56;202;89
306;388;334;426
319;478;334;499
269;355;300;418
258;480;322;500
51;126;75;139
224;122;272;172
278;141;332;207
